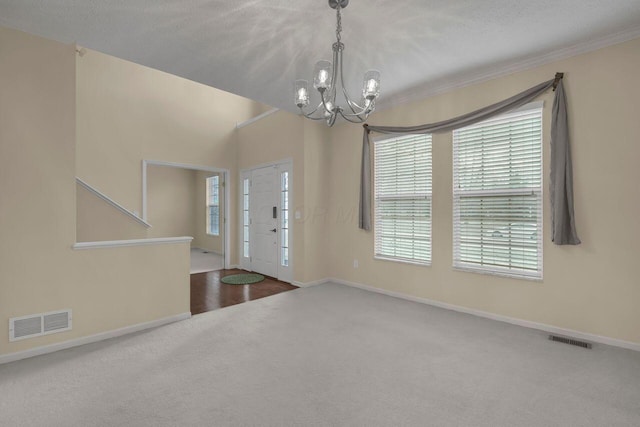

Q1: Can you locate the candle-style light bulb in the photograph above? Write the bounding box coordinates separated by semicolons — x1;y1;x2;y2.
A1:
313;60;333;90
324;101;334;113
362;70;381;99
295;80;310;108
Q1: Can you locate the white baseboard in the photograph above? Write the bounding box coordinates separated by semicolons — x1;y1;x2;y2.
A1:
330;278;640;352
292;278;330;288
228;264;241;269
0;312;191;365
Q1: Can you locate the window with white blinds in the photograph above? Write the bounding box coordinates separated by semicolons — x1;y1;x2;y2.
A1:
374;134;432;265
453;105;543;279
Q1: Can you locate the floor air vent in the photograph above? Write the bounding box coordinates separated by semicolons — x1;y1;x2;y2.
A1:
549;334;592;349
9;310;72;342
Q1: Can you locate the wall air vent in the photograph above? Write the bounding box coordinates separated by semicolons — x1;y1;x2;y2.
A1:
548;334;592;349
9;310;72;342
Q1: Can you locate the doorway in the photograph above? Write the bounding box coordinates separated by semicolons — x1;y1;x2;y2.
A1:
240;161;293;283
142;160;231;272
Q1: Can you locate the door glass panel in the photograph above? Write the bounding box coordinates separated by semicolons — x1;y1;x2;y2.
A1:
243;178;250;258
280;171;289;267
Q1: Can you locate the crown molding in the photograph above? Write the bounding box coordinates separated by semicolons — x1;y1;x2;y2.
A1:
236;108;280;129
377;25;640;112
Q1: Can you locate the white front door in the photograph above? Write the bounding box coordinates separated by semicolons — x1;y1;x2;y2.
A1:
249;166;278;278
240;161;293;283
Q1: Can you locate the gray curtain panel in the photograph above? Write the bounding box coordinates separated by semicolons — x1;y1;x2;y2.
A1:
359;76;580;245
358;129;372;230
550;80;580;244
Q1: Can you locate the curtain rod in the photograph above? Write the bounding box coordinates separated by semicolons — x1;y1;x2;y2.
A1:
553;72;564;91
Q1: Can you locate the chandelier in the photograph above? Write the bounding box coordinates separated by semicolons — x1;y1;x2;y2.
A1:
294;0;380;127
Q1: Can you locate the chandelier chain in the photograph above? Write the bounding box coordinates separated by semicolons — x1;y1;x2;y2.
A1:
336;6;342;44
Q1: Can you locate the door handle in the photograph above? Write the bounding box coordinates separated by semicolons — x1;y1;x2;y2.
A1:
270;228;277;233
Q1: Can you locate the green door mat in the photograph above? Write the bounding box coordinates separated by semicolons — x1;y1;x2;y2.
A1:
220;273;265;285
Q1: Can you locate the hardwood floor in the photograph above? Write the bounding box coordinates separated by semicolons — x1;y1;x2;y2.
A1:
190;269;298;315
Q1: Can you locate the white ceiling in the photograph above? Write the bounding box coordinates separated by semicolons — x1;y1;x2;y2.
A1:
2;0;640;113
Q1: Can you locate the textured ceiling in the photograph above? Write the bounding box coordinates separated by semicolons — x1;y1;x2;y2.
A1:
2;0;640;114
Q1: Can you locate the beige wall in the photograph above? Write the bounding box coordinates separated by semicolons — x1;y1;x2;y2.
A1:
76;183;148;242
192;171;224;254
75;48;265;265
146;166;197;239
235;114;330;284
302;120;331;283
0;27;190;356
327;38;640;345
236;111;306;280
3;22;639;357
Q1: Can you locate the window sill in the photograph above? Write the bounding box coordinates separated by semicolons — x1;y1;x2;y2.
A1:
374;255;431;268
453;265;542;282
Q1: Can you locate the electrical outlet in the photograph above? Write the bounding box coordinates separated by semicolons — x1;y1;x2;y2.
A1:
353;259;359;268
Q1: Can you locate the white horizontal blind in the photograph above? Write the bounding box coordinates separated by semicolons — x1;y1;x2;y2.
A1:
453;106;543;279
374;134;432;265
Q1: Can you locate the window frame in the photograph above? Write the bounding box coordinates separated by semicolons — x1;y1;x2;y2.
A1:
373;133;433;266
452;102;543;280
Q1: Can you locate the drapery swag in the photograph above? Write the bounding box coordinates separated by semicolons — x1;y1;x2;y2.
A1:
359;74;580;245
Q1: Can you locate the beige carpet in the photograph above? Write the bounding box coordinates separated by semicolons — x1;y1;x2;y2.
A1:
1;283;639;426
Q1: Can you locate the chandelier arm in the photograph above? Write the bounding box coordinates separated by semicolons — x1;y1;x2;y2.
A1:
300;101;331;120
339;82;368;118
319;88;332;107
299;102;322;117
343;98;375;115
338;98;376;119
340;84;366;116
337;110;366;123
318;85;340;121
343;95;367;113
336;46;368;118
327;111;339;126
336;48;357;111
338;105;376;122
302;113;327;121
302;105;319;116
341;104;366;121
327;43;341;103
339;109;368;119
341;95;368;118
319;88;337;118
